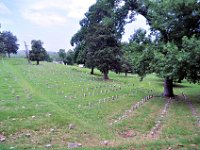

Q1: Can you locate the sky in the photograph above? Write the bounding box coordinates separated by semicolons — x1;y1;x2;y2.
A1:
0;0;149;52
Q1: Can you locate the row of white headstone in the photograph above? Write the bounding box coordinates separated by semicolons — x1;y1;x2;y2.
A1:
62;86;122;100
77;94;122;109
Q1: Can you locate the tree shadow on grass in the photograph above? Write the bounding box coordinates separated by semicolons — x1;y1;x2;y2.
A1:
173;83;191;89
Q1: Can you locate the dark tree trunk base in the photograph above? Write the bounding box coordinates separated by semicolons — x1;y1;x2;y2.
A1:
164;77;174;97
103;71;109;80
125;72;128;77
90;68;94;75
36;60;39;65
177;80;182;83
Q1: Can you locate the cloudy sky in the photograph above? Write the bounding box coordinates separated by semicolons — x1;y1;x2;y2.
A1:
0;0;149;52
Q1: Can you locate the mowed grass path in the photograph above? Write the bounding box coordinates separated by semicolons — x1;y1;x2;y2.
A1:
0;58;199;149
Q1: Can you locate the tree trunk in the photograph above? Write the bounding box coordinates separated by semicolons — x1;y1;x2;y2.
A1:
36;60;39;65
103;71;109;80
125;71;128;77
164;77;174;97
8;53;11;58
90;67;94;75
177;79;182;83
28;58;31;64
178;75;184;83
64;62;67;65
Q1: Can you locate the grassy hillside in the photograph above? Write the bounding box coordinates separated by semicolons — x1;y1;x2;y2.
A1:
0;58;199;149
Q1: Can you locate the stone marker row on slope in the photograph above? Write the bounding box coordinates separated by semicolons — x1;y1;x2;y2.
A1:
149;99;172;137
182;93;200;126
111;95;154;125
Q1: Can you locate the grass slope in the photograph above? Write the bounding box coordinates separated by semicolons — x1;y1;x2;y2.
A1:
0;58;199;149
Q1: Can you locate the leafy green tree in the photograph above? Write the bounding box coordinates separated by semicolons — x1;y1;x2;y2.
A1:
71;0;123;79
121;0;200;97
120;58;133;76
58;49;67;65
181;35;200;83
71;20;95;74
126;29;153;80
87;24;122;79
74;44;87;64
0;31;19;57
65;50;75;65
0;28;5;55
29;40;47;65
45;53;53;62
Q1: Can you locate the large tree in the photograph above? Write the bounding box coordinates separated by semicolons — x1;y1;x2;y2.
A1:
71;17;96;74
71;0;123;79
29;40;48;65
0;31;19;57
121;0;200;97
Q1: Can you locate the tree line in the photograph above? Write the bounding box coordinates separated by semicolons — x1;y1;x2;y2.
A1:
0;26;51;64
71;0;200;97
0;0;199;97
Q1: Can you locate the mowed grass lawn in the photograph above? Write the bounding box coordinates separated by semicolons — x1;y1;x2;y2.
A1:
0;58;199;149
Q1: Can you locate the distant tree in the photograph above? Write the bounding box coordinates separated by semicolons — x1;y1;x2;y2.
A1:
0;28;5;55
65;50;75;65
127;29;153;80
120;58;133;77
45;53;53;62
58;49;67;65
0;31;19;57
119;42;134;76
29;40;47;65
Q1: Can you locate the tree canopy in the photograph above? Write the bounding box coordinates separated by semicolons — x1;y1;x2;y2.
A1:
29;40;48;65
58;49;75;65
71;0;123;79
121;0;200;97
0;30;19;57
71;0;199;96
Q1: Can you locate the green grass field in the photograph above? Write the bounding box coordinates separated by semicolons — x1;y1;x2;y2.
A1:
0;58;200;149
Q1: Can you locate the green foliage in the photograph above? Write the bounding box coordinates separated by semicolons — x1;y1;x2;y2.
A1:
66;50;75;65
71;0;123;79
44;53;53;62
124;29;153;80
58;49;67;64
29;40;48;65
58;49;66;60
58;49;75;65
181;35;200;83
0;30;19;57
119;0;200;96
75;44;86;64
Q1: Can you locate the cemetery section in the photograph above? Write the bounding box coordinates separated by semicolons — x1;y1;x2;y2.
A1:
0;58;199;149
